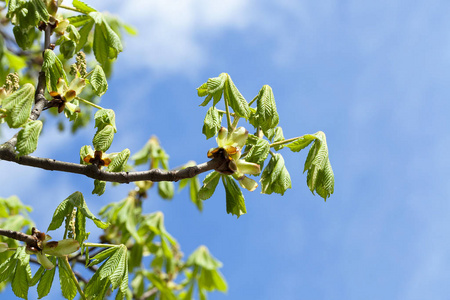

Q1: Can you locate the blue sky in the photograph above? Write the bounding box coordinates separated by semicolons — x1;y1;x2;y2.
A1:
3;0;450;299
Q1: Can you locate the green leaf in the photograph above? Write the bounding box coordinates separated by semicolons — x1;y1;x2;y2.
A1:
7;0;19;18
29;265;45;287
12;263;29;299
302;131;334;200
202;107;222;139
286;134;318;152
72;0;97;13
76;19;94;52
94;108;116;131
68;191;109;229
92;179;106;196
93;124;115;152
47;199;74;231
90;65;108;96
260;153;292;195
16;120;43;156
190;176;202;211
198;171;220;201
60;40;77;59
88;246;119;267
92;21;109;66
2;83;34;128
11;247;30;299
272;127;285;150
74;208;87;251
199;269;227;292
13;26;32;50
244;138;269;170
36;258;56;298
57;257;77;300
67;14;92;27
42;49;67;92
186;246;222;270
101;19;123;57
30;0;49;21
158;181;174;200
224;74;249;118
254;85;279;132
222;175;246;217
0;256;16;283
107;148;130;172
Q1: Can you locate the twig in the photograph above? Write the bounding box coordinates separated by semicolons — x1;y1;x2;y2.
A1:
0;228;37;246
0;145;225;183
138;288;158;300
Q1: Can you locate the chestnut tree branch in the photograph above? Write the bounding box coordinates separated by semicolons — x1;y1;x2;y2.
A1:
0;228;38;246
0;145;224;183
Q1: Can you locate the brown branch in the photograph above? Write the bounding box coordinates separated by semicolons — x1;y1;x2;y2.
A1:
138;288;158;300
0;145;224;183
0;228;37;245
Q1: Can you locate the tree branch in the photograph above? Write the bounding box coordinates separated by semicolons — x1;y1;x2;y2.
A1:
0;145;224;183
0;228;37;246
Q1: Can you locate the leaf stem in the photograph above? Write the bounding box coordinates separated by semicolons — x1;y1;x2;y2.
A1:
58;5;84;13
84;242;117;248
223;96;234;132
75;97;103;110
248;95;258;106
269;137;301;148
215;109;236;117
61;256;87;300
84;69;94;79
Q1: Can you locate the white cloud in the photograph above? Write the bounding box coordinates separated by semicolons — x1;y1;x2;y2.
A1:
88;0;252;76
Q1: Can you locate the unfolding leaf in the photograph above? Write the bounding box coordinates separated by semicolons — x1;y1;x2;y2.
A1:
260;153;291;195
42;50;67;92
73;0;97;13
286;134;318;152
186;246;222;270
36;257;56;298
93;124;115;152
90;65;108;96
224;75;249;118
254;85;279;132
92;179;106;196
198;171;220;201
107;148;130;172
58;257;77;300
244;138;269;170
94;108;116;131
2;83;35;128
202;106;222;139
158;181;174;200
222;175;246;217
16;120;43;156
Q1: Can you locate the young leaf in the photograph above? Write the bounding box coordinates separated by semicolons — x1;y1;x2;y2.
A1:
11;247;30;299
260;153;291;195
302;131;334;200
92;21;109;66
286;134;318;152
47;198;74;231
198;171;220;201
57;257;77;300
2;83;35;128
255;85;279;132
76;19;94;52
199;269;227;292
16;120;43;156
92;179;106;196
107;148;130;172
68;191;109;229
244;138;269;170
90;65;108;96
186;246;222;270
42;50;67;92
94;109;116;131
158;181;174;200
272;127;285;150
29;264;45;287
93;124;115;152
88;246;119;267
30;0;49;21
36;257;56;298
72;0;97;13
67;14;92;27
222;175;246;217
101;20;123;57
190;176;202;211
0;256;16;283
202;107;222;139
223;75;249;118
